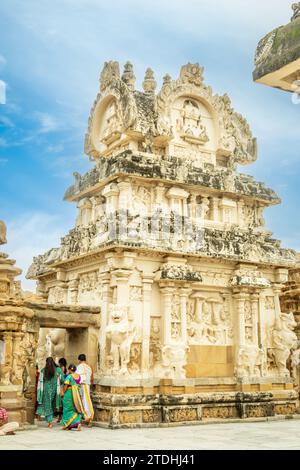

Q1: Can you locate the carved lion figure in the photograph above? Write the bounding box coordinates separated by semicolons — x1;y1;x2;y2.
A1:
106;304;136;375
271;312;297;376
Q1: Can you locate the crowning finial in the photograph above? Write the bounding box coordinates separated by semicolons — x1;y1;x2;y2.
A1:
179;63;204;87
99;61;120;92
142;68;157;94
163;74;172;85
122;61;136;90
291;3;300;21
0;220;7;245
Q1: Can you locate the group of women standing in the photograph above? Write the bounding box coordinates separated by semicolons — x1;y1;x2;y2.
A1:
36;357;89;431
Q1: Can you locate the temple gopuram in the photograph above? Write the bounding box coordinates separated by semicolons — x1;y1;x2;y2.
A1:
26;61;299;427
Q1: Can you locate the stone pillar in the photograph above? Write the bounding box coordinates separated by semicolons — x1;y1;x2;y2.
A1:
102;183;119;214
211;197;220;222
117;181;132;212
141;274;154;376
154;184;165;210
68;278;79;304
99;273;112;374
237;200;245;228
273;285;282;321
0;332;13;385
234;292;247;347
11;332;24;385
160;285;175;346
179;287;191;344
258;292;266;347
189;194;197;223
114;269;131;308
251;293;259;347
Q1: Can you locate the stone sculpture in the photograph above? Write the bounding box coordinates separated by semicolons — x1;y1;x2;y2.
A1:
106;305;136;375
271;313;298;376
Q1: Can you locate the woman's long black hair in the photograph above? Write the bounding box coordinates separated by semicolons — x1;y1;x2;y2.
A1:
44;357;56;381
58;357;67;374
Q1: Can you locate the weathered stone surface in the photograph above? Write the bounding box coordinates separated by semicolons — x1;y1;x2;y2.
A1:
253;5;300;92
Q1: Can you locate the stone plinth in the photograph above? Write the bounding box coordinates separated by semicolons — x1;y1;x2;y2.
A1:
92;377;297;428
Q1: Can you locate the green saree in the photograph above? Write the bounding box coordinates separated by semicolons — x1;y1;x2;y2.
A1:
37;367;64;423
62;374;86;429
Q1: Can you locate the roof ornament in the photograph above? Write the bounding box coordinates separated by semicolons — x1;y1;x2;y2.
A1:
99;61;120;92
179;63;204;87
122;61;136;90
291;3;300;21
142;68;157;94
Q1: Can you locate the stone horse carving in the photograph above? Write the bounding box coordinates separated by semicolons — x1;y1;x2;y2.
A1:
0;220;7;245
271;313;297;376
106;304;136;375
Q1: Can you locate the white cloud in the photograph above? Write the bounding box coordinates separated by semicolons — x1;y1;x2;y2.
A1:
0;54;6;69
0;115;14;128
0;80;6;104
46;144;64;153
0;137;7;147
0;157;8;165
5;212;71;291
35;112;59;134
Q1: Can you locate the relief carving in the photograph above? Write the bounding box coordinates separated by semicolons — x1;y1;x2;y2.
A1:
106;304;136;376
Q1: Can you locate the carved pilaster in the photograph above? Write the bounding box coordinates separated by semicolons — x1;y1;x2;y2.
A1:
99;273;112;374
141;274;154;376
233;291;247;348
117;181;132;212
179;287;192;344
160;284;175;346
250;293;260;347
211;197;220;222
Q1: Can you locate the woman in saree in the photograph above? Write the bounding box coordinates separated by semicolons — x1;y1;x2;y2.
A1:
61;364;87;431
56;358;68;424
36;357;64;428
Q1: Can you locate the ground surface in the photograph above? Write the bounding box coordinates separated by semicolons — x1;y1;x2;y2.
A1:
1;418;300;450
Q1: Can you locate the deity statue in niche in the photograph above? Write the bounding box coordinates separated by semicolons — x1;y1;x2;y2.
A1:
177;99;209;144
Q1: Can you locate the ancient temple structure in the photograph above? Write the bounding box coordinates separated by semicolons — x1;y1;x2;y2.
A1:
0;221;39;425
27;61;299;427
253;2;300;92
0;220;100;426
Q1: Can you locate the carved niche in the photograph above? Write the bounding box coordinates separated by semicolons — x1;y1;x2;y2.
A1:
77;271;100;305
187;293;232;345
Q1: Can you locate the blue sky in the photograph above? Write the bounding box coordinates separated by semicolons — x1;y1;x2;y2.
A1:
0;0;299;289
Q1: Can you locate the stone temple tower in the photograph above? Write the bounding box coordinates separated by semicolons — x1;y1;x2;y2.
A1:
28;62;298;427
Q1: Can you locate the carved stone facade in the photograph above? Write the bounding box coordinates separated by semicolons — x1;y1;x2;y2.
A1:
253;3;300;92
0;221;39;425
27;62;298;427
